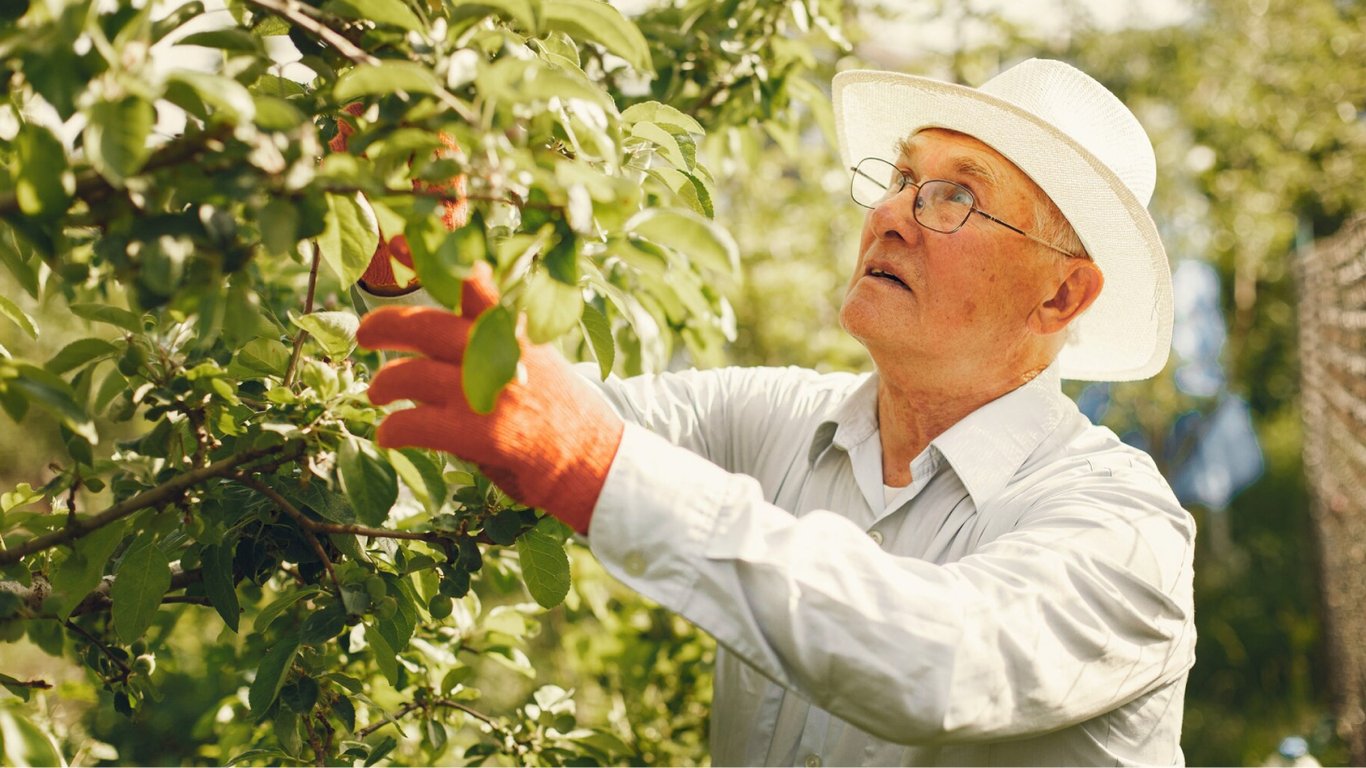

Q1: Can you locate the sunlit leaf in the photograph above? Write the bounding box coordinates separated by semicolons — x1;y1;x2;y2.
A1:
318;193;380;288
13;124;72;218
165;70;256;123
0;295;37;339
44;338;117;375
326;0;422;32
83;96;155;186
335;61;444;100
523;270;582;344
579;303;614;379
68;303;140;332
626;208;740;275
463;305;519;415
543;0;651;72
291;310;359;359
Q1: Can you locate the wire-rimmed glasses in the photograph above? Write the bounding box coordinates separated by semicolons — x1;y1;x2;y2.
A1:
849;157;1083;259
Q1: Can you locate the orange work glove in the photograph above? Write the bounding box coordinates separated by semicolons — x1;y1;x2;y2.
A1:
356;263;624;534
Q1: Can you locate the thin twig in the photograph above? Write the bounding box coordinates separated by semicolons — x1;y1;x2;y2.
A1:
231;474;343;599
356;701;421;739
0;678;52;690
284;243;323;389
0;442;303;566
241;0;477;124
243;0;376;66
63;619;131;682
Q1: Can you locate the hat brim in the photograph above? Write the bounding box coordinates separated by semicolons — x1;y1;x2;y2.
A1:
832;69;1173;382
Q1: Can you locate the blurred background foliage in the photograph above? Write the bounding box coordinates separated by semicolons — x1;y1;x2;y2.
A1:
3;0;1364;764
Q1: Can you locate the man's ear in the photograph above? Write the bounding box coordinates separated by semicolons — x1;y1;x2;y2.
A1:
1031;260;1104;335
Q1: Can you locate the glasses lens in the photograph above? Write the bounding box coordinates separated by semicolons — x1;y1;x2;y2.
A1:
915;180;975;233
851;158;900;208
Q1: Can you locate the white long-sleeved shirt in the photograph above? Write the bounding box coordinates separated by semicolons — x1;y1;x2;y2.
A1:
583;362;1196;766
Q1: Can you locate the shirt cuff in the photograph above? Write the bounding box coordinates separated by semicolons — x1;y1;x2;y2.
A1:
587;422;734;608
352;286;441;311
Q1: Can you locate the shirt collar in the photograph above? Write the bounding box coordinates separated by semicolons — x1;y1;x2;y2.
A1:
807;360;1071;506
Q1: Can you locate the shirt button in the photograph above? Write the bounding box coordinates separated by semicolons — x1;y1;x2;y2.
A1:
623;551;647;576
804;754;822;768
868;529;884;546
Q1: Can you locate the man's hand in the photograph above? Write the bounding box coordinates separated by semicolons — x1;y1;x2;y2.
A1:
355;263;624;534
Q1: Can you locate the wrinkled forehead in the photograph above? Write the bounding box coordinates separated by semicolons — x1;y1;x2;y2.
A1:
899;127;1054;204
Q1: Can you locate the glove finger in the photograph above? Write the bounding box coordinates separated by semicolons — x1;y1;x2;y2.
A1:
368;356;463;407
460;261;500;319
375;405;480;458
356;305;473;363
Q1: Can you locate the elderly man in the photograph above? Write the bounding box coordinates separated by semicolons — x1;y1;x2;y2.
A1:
355;59;1196;766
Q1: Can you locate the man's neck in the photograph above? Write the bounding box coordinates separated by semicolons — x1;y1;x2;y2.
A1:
874;361;1049;486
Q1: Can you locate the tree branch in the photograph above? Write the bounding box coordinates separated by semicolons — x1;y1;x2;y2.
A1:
231;474;343;598
242;0;377;66
355;696;501;739
0;125;233;220
0;441;303;566
284;243;323;389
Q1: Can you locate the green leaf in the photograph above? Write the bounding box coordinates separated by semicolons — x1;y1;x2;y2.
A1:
178;28;264;52
630;121;689;169
338;437;398;527
477;58;612;110
318;193;380;288
68;303;141;332
0;709;65;768
252;96;307;132
201;541;241;632
626;208;739;275
165;70;256;124
483;509;523;546
515;518;570;608
5;363;97;444
406;215;483;311
258;201;301;257
454;0;536;30
291;310;359;359
462;305;519;415
366;623;400;686
249;635;300;718
326;0;422;32
335;61;444;101
389;448;446;515
255;588;323;633
13;124;72;218
111;536;172;643
579;303;614;379
1;483;43;515
542;0;652;72
83;97;155;186
522;270;582;344
232;338;291;377
44;338;117;375
0;226;41;299
620;101;704;135
0;295;37;339
47;520;128;619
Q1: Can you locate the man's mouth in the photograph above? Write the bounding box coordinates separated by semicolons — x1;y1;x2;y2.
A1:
867;267;909;290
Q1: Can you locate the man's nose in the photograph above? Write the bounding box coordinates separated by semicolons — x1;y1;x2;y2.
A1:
868;189;922;243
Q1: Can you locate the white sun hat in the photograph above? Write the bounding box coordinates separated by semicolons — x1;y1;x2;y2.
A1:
832;58;1173;381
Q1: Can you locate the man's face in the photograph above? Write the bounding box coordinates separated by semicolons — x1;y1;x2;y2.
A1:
840;128;1067;375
